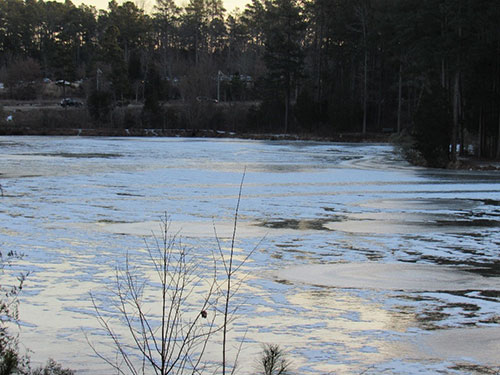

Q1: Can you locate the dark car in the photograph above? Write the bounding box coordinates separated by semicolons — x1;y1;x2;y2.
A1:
196;96;218;103
60;98;83;107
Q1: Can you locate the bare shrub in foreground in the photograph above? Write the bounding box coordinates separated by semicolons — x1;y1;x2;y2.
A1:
0;249;28;375
216;173;261;375
259;345;290;375
89;217;219;375
90;174;259;375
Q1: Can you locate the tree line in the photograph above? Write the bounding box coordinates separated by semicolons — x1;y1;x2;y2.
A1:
0;0;499;164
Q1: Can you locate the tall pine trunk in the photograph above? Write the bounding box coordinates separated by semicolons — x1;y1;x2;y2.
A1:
284;71;290;134
397;60;402;133
497;109;500;159
478;108;482;158
451;69;460;163
362;38;368;135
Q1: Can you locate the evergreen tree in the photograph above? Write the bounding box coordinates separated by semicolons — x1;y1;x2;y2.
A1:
263;0;306;133
99;25;129;100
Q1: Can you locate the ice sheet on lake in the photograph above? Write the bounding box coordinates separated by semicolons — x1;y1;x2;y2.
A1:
94;220;269;238
277;263;500;291
2;137;500;374
418;327;500;366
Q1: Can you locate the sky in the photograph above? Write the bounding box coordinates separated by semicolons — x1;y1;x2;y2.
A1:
71;0;249;13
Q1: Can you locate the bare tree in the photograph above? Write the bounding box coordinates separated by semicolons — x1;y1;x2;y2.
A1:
89;216;220;375
215;171;262;375
89;174;260;375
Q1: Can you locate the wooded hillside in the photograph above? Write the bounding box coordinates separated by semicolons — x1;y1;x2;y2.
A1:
0;0;499;163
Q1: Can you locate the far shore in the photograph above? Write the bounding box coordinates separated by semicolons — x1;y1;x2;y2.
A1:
1;99;500;171
0;124;392;143
0;99;392;142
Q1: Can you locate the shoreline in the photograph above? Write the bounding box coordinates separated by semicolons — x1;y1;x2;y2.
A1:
1;100;499;171
0;99;392;142
1;127;499;171
0;124;393;142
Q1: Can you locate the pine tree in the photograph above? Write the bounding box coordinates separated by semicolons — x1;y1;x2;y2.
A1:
263;0;306;133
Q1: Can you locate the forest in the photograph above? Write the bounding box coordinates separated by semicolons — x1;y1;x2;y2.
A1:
0;0;499;165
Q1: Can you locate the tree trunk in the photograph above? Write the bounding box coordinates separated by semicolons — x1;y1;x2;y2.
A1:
284;95;289;134
478;107;482;158
195;29;199;65
397;60;402;133
285;70;290;134
161;34;169;80
441;58;446;89
362;41;368;135
354;0;369;135
451;69;459;163
451;3;462;163
459;90;465;157
497;109;500;159
315;2;324;104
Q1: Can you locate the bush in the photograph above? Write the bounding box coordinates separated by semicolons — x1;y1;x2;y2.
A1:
89;180;264;375
87;90;114;123
294;87;323;133
247;98;284;133
259;344;290;375
32;359;74;375
391;131;426;167
0;238;72;375
0;249;27;374
412;85;452;167
0;257;73;375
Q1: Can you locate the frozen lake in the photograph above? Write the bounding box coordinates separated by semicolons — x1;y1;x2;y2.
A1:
1;136;499;374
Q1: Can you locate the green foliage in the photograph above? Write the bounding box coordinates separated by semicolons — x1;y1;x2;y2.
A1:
413;86;452;167
87;90;114;123
32;359;74;375
248;97;284;133
98;26;130;100
263;0;305;80
0;0;498;159
0;348;22;375
263;0;305;132
229;73;244;101
143;66;163;114
294;88;323;133
1;57;41;99
391;131;426;167
393;86;452;168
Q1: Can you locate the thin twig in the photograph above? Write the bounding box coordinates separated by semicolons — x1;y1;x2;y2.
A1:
222;169;246;375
